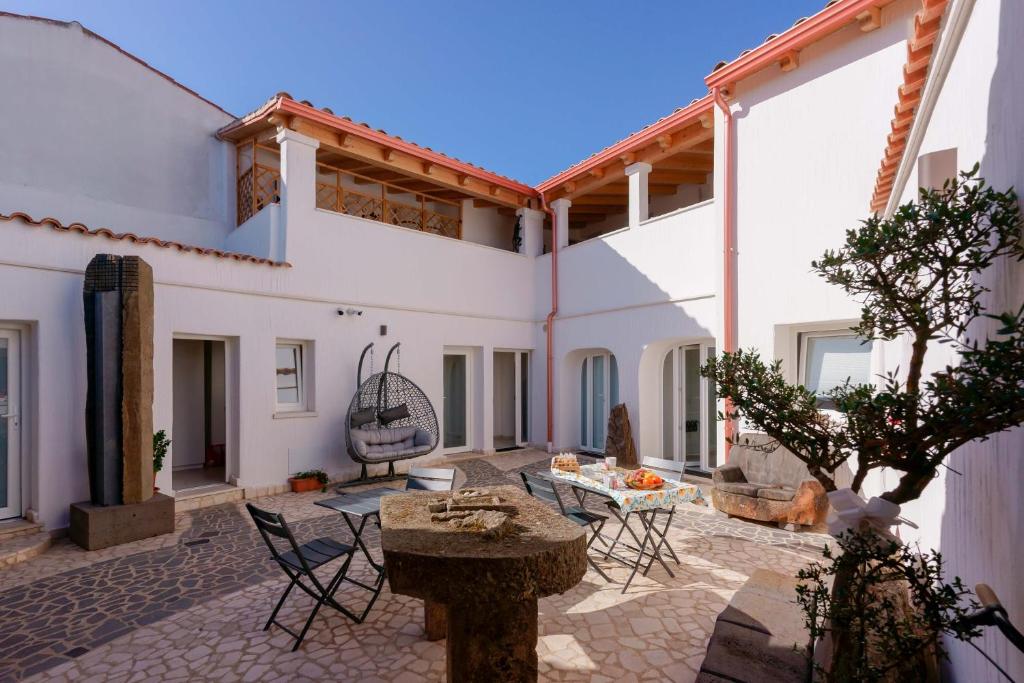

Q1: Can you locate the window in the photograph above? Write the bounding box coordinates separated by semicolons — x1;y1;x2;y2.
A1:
799;332;873;410
918;148;957;192
276;342;311;412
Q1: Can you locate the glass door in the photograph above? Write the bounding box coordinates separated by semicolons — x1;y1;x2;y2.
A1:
661;344;718;471
580;353;617;453
442;352;470;453
0;331;21;520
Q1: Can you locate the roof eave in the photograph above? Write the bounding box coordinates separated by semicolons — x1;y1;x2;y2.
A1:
705;0;896;90
535;94;714;194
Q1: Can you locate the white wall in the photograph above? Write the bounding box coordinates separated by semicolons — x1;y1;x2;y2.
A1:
0;16;236;248
722;0;1023;679
727;0;913;364
879;2;1024;679
538;200;718;452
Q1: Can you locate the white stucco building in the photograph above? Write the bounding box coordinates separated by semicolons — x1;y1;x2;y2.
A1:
0;1;1020;678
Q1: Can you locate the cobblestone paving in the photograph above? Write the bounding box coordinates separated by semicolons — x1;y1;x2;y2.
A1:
2;451;829;682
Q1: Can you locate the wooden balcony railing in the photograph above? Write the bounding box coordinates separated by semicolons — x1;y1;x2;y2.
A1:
236;142;280;225
315;162;462;239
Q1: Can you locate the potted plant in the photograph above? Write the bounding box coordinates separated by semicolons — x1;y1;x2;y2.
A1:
153;429;171;493
289;469;329;493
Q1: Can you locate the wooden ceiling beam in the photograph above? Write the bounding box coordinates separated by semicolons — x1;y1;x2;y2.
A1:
289;117;529;208
544;122;715;202
653;155;714;172
648;170;710;185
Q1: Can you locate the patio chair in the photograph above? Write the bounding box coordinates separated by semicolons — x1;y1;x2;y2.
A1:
247;503;384;651
602;456;684;573
406;466;457;491
520;471;611;581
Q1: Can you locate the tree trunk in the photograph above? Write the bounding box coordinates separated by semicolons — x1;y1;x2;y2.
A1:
826;554;865;681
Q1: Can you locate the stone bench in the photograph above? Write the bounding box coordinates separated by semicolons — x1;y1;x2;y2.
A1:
697;569;811;683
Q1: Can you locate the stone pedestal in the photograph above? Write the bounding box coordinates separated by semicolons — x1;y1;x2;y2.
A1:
381;486;586;683
69;493;174;551
424;598;447;641
447;596;538;681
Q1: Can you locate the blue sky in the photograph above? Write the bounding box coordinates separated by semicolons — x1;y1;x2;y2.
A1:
4;0;824;184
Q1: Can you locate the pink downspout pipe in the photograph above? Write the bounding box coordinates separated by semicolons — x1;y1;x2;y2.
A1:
542;197;558;451
713;86;737;461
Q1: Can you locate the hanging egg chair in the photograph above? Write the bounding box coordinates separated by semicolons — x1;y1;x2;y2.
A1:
340;342;440;486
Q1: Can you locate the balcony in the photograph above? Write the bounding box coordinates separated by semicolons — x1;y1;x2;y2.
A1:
236;142;280;225
314;161;461;239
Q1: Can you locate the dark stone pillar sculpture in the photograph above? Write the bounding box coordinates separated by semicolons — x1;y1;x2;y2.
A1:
605;403;638;467
73;254;169;550
83;254;154;505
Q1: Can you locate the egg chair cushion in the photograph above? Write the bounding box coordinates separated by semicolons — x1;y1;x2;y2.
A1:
351;426;434;462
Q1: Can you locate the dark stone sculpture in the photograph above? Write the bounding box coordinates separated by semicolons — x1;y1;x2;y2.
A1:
604;403;638;467
73;254;168;550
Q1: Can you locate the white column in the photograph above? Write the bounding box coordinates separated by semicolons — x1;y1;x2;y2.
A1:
275;128;319;261
516;207;545;257
625;162;652;228
551;198;571;249
481;347;495;454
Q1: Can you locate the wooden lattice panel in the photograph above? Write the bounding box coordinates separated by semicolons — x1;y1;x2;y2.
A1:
425;213;460;239
316;184;341;212
236;167;255;225
388;202;423;230
343;190;384;222
253;166;280;212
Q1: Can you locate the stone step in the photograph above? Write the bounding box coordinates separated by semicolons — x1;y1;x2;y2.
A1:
0;519;43;542
174;484;244;513
0;530;52;568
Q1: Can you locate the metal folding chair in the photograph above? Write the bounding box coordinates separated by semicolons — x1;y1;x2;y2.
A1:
247;503;385;651
406;466;457;491
520;471;611;581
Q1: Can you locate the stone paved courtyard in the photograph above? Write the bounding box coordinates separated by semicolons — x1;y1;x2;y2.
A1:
0;450;828;682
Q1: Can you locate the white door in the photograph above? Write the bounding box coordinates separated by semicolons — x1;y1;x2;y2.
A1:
580;353;617;453
661;344;718;471
442;352;470;453
0;330;22;520
516;351;529;447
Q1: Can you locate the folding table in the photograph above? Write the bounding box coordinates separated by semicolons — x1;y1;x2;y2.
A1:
544;468;700;592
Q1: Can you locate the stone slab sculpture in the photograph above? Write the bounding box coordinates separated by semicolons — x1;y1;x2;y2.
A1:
72;254;172;550
604;403;638;467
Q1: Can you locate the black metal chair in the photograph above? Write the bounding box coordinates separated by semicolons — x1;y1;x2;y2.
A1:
406;466;457;491
601;456;685;579
247;503;385;651
520;471;611;581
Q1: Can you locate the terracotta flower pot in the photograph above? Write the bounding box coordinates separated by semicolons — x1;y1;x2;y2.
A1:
289;477;322;493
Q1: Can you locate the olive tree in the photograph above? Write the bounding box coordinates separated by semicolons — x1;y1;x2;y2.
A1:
702;166;1023;678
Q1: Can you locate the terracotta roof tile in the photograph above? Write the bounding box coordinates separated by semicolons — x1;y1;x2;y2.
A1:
869;0;949;213
0;212;290;267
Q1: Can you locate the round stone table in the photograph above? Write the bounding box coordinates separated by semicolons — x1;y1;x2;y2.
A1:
380;484;587;682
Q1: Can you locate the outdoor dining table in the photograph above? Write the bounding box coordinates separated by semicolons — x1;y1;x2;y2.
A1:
314;488;402;575
544;467;701;592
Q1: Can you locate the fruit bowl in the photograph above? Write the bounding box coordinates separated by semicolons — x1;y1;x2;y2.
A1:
624;469;665;490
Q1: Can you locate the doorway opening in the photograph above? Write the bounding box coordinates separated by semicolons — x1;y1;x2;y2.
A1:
0;329;22;520
580;352;618;453
442;351;471;454
172;339;228;491
493;350;529;451
661;343;717;472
